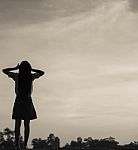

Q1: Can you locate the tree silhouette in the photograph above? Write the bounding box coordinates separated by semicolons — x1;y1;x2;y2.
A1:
0;131;4;149
1;127;138;150
32;133;60;150
0;128;15;149
0;128;25;149
3;128;14;141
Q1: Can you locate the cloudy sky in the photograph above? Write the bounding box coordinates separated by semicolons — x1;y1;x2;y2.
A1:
0;0;138;146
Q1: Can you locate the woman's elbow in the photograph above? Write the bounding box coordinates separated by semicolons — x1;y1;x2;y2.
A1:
2;69;6;73
2;69;8;75
41;71;45;76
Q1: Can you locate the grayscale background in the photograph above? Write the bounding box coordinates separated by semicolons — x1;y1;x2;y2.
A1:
0;0;138;146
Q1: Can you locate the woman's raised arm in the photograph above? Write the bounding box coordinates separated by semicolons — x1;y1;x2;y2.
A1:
31;68;44;77
2;64;19;75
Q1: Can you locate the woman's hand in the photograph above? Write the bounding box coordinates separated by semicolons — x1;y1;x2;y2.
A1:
31;68;44;76
15;63;20;69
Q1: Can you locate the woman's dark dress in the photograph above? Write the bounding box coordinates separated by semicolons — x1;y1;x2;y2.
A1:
12;96;37;120
8;72;39;120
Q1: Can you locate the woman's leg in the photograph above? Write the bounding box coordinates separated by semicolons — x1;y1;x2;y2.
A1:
24;119;30;147
15;119;21;147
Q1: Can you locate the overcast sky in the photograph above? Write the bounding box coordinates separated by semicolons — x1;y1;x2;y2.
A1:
0;0;138;146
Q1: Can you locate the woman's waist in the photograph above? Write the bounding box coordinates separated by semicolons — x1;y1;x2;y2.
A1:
16;94;32;100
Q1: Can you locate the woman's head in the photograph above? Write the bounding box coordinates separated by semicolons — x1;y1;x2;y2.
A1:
19;61;31;75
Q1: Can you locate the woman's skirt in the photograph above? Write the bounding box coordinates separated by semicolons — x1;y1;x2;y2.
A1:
12;96;37;120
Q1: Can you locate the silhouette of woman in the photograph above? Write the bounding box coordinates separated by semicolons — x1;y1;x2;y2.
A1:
2;61;44;149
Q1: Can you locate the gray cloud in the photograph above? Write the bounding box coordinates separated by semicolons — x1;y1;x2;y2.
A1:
128;0;138;13
0;0;115;28
0;0;49;27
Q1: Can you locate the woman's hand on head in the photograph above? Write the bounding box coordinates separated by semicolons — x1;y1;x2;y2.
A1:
15;63;20;69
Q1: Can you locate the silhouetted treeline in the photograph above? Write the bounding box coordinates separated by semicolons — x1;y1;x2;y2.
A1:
0;128;138;150
32;133;60;150
61;137;138;150
0;128;24;149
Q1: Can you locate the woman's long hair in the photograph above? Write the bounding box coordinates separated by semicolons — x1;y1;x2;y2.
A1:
18;61;32;96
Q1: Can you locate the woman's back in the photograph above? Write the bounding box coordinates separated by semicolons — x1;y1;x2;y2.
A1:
18;61;32;97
